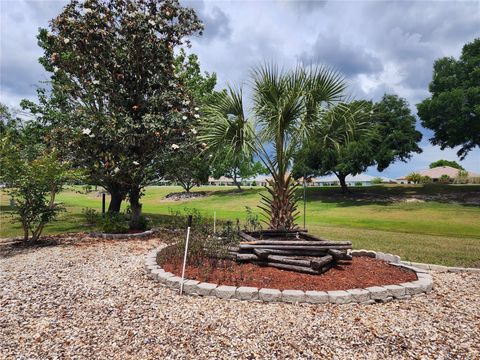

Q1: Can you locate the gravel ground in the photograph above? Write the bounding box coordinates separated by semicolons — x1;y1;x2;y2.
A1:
1;236;479;359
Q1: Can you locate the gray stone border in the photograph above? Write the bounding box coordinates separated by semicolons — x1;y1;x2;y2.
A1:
145;247;442;304
90;229;155;239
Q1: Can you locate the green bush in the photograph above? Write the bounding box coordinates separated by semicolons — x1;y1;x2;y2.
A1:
244;206;262;232
420;175;433;184
1;145;77;242
102;212;129;234
165;207;213;234
82;208;98;226
135;215;150;231
439;174;451;184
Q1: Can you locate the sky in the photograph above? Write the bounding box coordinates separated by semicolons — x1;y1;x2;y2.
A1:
1;0;479;178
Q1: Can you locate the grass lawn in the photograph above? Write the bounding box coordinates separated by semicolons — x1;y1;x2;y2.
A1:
1;184;479;267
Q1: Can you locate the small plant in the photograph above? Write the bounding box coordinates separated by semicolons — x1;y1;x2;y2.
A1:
438;174;451;184
354;182;363;186
165;207;212;234
455;170;469;184
102;212;129;234
420;175;433;184
82;208;98;226
371;177;383;185
244;206;262;232
136;214;150;231
405;172;422;184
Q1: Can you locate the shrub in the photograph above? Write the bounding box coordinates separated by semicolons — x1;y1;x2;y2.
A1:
371;177;383;185
468;177;480;184
438;174;451;184
1;145;76;242
82;208;98;226
251;180;257;186
454;170;469;184
164;207;213;234
354;182;363;186
135;215;150;231
101;212;129;234
405;172;422;184
420;175;432;184
244;206;262;232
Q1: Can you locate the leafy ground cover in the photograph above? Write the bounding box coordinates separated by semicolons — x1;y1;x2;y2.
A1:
1;184;479;267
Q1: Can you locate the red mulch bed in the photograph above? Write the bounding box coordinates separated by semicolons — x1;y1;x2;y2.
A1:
161;256;417;291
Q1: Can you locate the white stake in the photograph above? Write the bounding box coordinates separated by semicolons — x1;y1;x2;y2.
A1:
213;211;216;234
180;215;193;295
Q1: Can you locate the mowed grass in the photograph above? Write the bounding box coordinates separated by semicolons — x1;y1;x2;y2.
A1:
1;184;479;267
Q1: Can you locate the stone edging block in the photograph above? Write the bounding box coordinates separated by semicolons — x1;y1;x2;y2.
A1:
145;246;441;305
90;229;154;239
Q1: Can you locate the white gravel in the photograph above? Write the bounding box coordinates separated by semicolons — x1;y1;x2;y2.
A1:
1;236;479;359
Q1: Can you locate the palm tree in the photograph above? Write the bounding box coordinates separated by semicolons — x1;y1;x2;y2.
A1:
200;64;346;229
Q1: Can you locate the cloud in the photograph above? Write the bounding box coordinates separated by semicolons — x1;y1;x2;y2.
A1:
301;34;383;77
1;0;479;173
183;0;232;42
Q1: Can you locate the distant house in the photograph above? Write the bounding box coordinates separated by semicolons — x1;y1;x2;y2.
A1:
397;166;480;184
208;176;266;186
305;174;396;187
208;176;236;186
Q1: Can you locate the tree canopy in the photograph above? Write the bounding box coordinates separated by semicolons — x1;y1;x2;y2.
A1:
23;0;203;229
293;94;422;193
429;159;465;170
417;38;480;159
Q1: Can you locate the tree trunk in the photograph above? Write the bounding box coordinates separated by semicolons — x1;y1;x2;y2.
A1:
337;173;350;194
108;189;123;212
183;181;192;193
232;173;242;191
128;187;142;230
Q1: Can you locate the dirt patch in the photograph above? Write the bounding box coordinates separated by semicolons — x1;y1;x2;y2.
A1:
164;191;207;201
161;256;417;291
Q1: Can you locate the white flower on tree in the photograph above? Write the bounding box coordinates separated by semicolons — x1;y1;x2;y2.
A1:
194;114;200;119
114;167;120;174
171;144;179;150
191;128;197;135
133;161;139;166
64;38;70;44
182;115;187;120
82;128;91;135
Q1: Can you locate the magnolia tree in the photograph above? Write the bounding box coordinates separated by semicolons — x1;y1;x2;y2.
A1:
23;0;203;229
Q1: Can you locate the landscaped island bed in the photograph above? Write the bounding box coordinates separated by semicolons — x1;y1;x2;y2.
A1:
161;256;417;291
1;236;479;359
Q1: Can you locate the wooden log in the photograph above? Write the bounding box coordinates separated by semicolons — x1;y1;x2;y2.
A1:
248;229;308;236
240;240;352;246
238;231;258;243
299;233;331;242
238;244;352;251
236;253;259;262
265;262;320;275
267;255;312;267
310;255;334;270
253;249;270;259
252;248;329;257
327;249;344;260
